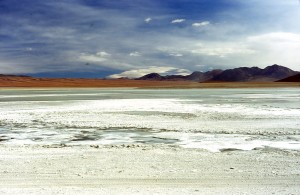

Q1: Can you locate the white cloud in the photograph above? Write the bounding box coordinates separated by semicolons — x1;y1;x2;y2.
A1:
247;32;300;43
245;32;300;68
169;53;183;57
164;41;254;58
178;32;300;70
175;69;191;76
192;21;210;27
96;51;111;57
144;17;152;23
79;51;111;63
107;66;191;79
171;19;186;23
191;44;254;58
25;47;33;51
129;51;141;57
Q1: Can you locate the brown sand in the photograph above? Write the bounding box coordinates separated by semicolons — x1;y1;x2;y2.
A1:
0;76;300;88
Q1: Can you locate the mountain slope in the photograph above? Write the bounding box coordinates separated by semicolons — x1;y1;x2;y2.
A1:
277;73;300;82
136;70;223;82
136;73;165;81
136;65;298;82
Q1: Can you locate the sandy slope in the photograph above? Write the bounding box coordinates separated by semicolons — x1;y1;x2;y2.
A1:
0;145;299;194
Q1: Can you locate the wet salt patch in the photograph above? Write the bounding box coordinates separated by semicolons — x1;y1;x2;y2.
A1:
1;110;299;136
69;132;136;145
160;133;300;152
2;128;300;153
66;100;297;117
2;98;298;121
267;141;300;150
215;93;300;99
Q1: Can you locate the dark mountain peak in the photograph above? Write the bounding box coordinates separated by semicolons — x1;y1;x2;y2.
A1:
136;73;164;81
262;64;296;78
185;71;205;81
265;64;282;69
190;71;203;76
231;66;261;73
185;70;223;82
164;74;186;80
211;68;250;82
207;69;223;74
210;66;262;82
264;64;289;71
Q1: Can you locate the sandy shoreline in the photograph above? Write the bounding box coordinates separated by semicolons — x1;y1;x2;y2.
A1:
0;145;299;194
0;76;299;88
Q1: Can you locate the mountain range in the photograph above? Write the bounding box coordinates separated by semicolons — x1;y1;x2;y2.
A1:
0;64;299;83
136;64;299;82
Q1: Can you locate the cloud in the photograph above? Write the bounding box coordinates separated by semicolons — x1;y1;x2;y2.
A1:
129;51;141;57
190;43;255;58
25;47;33;51
247;32;300;43
192;21;210;27
169;53;183;57
171;19;186;23
179;32;300;70
144;17;152;23
107;66;191;79
79;51;111;63
175;68;191;75
245;32;300;68
96;51;111;57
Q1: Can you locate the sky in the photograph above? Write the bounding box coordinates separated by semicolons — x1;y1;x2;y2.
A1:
0;0;300;78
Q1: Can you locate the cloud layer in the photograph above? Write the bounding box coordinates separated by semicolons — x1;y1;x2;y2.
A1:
192;21;210;27
108;66;191;79
171;19;186;23
0;0;300;77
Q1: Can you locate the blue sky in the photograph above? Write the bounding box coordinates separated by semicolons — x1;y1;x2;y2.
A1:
0;0;300;78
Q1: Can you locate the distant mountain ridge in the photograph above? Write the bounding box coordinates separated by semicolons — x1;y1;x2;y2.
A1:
137;64;299;82
137;69;223;82
0;74;30;77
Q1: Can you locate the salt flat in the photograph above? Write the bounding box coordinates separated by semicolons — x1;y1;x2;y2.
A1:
0;88;299;194
0;145;299;194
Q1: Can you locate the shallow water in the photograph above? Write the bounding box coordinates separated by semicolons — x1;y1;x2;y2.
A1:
0;88;299;152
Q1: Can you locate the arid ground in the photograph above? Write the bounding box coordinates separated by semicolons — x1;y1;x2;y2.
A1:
0;76;299;88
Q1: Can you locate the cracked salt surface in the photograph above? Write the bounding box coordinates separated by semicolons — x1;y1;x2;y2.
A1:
0;88;299;152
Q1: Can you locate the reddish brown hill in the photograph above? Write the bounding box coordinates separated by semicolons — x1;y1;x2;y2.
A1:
1;76;299;88
277;73;300;82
